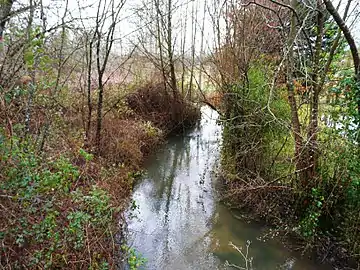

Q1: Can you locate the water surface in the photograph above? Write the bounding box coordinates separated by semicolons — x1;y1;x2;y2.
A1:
126;107;328;270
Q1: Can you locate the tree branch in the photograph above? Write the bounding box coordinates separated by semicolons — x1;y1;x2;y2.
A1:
323;0;359;76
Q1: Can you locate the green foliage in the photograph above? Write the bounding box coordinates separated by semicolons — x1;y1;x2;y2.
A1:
0;135;119;268
121;245;147;270
320;131;360;251
329;71;360;141
66;211;91;250
24;27;47;70
221;59;290;178
79;147;94;161
220;44;360;264
294;71;360;255
298;188;324;238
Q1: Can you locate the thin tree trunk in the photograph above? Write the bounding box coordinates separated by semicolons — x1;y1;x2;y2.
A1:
167;0;177;97
307;0;325;180
39;0;70;152
323;0;359;76
95;25;103;154
188;0;198;101
180;3;188;96
94;0;124;154
198;0;207;92
85;36;94;145
287;0;305;185
154;0;168;92
96;82;104;154
24;0;35;136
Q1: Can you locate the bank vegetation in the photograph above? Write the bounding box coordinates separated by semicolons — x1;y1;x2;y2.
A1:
0;0;199;268
211;1;360;269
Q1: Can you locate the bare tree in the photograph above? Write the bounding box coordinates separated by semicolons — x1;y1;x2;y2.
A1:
135;0;195;98
94;0;126;153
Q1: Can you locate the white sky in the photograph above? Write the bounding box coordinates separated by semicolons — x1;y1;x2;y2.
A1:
41;0;215;55
18;0;360;55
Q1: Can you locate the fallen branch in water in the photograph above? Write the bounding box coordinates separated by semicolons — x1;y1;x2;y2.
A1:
225;241;253;270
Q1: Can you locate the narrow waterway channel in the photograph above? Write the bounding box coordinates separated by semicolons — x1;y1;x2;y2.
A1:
125;107;327;270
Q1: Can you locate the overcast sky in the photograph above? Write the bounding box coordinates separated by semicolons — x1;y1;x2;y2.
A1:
32;0;360;55
41;0;213;54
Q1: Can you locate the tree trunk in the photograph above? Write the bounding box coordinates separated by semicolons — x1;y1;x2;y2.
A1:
24;0;35;136
154;0;168;92
95;81;103;154
167;0;177;97
287;0;306;185
85;36;94;145
307;0;325;181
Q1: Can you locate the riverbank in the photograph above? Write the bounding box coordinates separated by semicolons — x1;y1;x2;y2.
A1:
0;82;199;269
220;180;359;270
219;101;360;270
212;48;360;269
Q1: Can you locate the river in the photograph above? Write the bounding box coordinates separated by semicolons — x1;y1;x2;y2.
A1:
125;106;328;270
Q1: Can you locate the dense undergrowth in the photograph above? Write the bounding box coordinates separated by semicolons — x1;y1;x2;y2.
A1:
0;140;125;269
219;61;360;269
0;82;199;269
126;83;200;134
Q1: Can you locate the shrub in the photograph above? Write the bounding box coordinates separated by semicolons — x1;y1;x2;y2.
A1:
94;118;163;167
126;82;200;134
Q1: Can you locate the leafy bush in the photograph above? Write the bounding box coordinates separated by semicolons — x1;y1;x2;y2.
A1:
221;60;289;179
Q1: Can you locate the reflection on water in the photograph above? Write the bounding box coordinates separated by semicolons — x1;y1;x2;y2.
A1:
126;107;327;270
